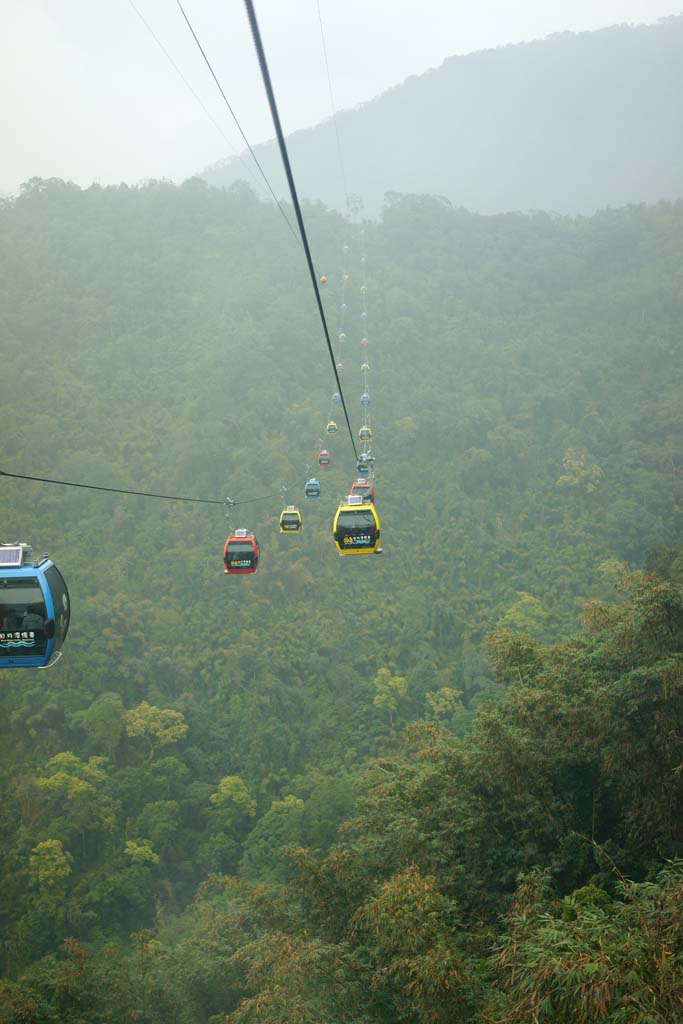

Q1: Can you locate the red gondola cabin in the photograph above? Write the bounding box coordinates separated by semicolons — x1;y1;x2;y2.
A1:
350;479;375;503
223;530;260;575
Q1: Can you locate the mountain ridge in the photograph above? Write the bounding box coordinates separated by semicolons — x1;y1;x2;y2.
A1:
201;16;683;216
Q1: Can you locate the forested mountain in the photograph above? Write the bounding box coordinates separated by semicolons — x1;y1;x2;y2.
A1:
1;178;683;1021
203;16;683;217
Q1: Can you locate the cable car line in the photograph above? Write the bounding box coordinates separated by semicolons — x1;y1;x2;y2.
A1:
358;233;374;468
0;469;276;508
242;0;359;463
314;9;376;504
128;0;263;199
310;5;381;553
321;245;350;450
318;11;353;471
315;0;349;210
310;9;378;487
175;0;300;247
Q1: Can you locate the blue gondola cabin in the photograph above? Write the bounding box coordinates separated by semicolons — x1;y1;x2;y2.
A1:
0;544;70;668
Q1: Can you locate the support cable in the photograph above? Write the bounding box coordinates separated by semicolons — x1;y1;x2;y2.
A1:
128;0;263;198
176;0;300;247
313;8;375;478
315;3;356;475
242;0;358;462
325;244;349;428
315;0;349;210
0;469;275;507
359;225;376;480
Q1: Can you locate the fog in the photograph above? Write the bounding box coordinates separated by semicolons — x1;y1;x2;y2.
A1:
2;0;681;194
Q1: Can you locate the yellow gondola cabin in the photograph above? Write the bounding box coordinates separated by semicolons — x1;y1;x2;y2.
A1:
332;495;381;555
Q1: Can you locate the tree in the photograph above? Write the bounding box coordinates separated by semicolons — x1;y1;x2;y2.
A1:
124;703;188;762
239;796;305;882
489;863;683;1023
497;592;551;639
74;692;125;756
424;686;463;722
124;839;159;866
556;448;604;492
34;752;117;855
352;864;482;1023
28;839;73;890
27;840;73;932
210;776;256;821
373;668;408;727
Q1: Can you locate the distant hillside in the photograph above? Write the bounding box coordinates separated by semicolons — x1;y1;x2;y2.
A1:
202;16;683;216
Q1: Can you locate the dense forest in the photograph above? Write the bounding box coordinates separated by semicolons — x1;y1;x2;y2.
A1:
1;178;683;1021
204;16;683;216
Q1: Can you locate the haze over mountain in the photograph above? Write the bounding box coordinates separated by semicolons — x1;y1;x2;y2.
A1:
202;16;683;216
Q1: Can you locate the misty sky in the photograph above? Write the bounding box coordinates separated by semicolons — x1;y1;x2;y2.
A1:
2;1;681;195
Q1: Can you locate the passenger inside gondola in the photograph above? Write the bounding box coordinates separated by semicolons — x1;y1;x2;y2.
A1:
225;541;257;567
22;606;44;631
